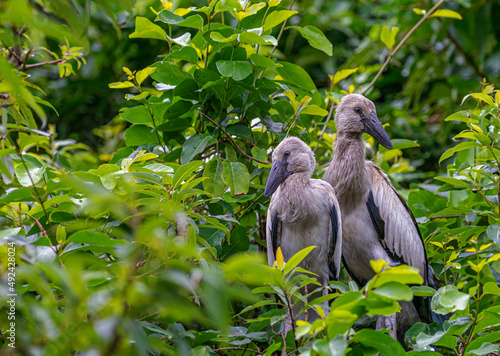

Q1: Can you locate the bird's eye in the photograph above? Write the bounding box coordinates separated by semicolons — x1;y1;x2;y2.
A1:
284;151;290;157
354;107;362;114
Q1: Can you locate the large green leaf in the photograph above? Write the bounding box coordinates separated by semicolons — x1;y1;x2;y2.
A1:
216;61;253;81
263;10;297;32
276;62;316;91
431;285;469;315
124;125;159;146
14;157;45;187
129;17;168;41
203;159;228;197
351;329;406;356
181;134;212;165
221;161;250;196
292;26;333;56
119;106;152;124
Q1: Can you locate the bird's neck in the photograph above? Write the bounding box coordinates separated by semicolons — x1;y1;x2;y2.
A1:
276;173;313;223
324;132;370;210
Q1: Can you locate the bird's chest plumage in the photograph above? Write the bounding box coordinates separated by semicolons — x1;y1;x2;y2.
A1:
279;215;330;282
340;200;389;285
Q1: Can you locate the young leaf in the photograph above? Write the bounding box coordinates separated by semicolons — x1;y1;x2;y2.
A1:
430;9;463;20
283;246;316;275
380;26;399;51
263;10;297;32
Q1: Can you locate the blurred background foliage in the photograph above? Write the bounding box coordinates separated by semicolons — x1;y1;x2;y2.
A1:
1;0;500;355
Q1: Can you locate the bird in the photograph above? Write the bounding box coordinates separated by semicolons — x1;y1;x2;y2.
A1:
323;93;434;346
264;136;342;329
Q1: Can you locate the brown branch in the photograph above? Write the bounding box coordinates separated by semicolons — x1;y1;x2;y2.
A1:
362;0;445;94
200;112;271;165
21;58;66;71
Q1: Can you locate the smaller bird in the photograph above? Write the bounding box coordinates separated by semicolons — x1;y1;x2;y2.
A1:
264;137;342;328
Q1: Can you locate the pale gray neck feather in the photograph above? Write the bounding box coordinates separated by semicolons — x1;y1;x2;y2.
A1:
275;173;322;224
324;132;370;212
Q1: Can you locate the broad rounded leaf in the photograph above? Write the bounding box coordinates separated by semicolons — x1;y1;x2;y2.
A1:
181;134;213;165
203;159;228;197
216;60;253;81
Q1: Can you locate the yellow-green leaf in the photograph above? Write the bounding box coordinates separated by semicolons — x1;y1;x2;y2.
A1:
430;9;463;20
380;26;399;51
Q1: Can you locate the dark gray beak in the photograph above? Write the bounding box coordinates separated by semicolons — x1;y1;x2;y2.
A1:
361;112;393;149
264;160;291;197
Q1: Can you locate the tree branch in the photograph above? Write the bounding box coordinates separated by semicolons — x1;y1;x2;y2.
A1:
362;0;445;94
200;112;271;165
21;58;66;71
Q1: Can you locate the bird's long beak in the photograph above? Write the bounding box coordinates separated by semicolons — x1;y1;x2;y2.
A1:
264;160;291;197
361;112;393;149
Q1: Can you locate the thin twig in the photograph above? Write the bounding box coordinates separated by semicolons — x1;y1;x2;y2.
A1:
362;0;445;94
21;58;66;71
200;112;270;165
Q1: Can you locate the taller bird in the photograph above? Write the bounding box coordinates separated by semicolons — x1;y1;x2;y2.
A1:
323;94;433;345
265;137;342;326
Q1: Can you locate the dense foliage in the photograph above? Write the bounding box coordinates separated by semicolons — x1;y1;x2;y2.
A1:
1;0;500;355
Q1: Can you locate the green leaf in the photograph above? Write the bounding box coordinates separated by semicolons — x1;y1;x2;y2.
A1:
373;282;413;301
276;62;316;91
283;246;316;275
14;158;45;187
203;159;228;197
372;264;423;287
221;225;250;258
151;61;192;85
352;329;406;356
300;105;329;116
221;161;250;196
165;47;199;63
173;79;199;100
411;286;436;297
216;60;253;81
181;134;213;165
129;17;168;41
434;177;470;188
380;26;399;51
483;281;500;296
0;227;22;239
430;9;463;20
119;106;152;124
263;10;297;32
313;335;347;356
463;93;496;107
487;225;500;247
468;342;499;355
249;54;282;68
66;231;125;247
332;68;358;86
124;125;159;146
162;100;193;121
172;161;203;190
439;141;481;163
292;26;333;56
109;81;135;89
431;285;469;315
156;9;183;24
391;139;420;149
239;31;274;45
445;110;471;122
135;67;156;86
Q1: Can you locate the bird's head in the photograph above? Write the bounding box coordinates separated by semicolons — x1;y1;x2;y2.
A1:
264;137;315;197
334;93;393;149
